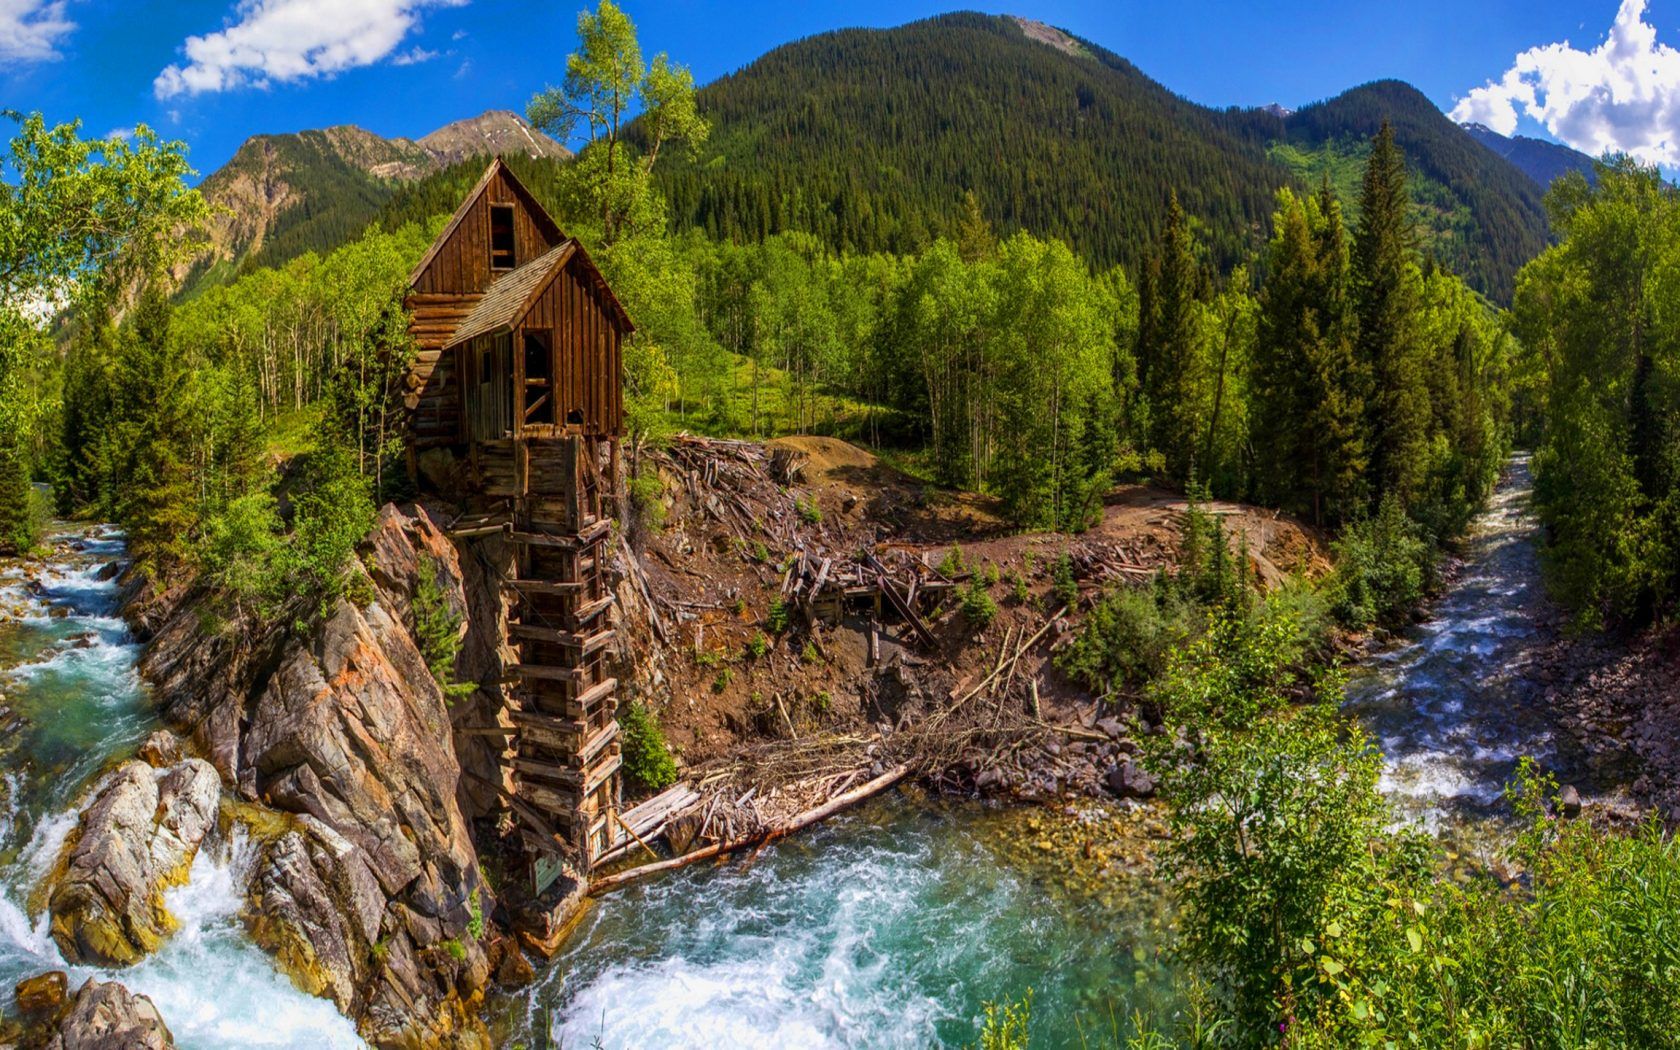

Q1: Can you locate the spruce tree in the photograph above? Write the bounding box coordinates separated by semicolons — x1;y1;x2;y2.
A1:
1139;193;1207;480
1353;121;1429;511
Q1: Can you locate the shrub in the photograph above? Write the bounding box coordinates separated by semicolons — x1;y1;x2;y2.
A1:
1055;583;1195;694
976;992;1033;1050
1051;552;1079;608
0;446;35;555
413;557;474;702
619;699;678;793
767;597;791;633
441;938;467;962
466;890;485;941
1329;494;1431;629
938;545;967;577
796;495;822;524
711;668;732;693
745;632;770;660
960;580;999;630
286;442;377;620
801;641;820;664
199;489;287;618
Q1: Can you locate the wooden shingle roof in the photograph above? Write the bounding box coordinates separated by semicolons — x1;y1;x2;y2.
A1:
445;241;576;349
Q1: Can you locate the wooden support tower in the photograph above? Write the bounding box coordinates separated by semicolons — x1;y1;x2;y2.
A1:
502;434;623;868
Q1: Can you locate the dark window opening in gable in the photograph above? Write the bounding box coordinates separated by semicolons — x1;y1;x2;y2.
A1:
490;204;516;270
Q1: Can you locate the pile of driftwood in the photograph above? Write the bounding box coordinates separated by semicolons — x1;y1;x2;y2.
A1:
589;757;909;894
779;547;969;648
658;434;815;550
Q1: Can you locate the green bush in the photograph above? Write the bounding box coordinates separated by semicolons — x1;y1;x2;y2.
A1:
1055;583;1196;694
413;556;474;702
796;495;822;524
1329;494;1431;629
938;544;967;577
960;580;998;630
199;490;287;619
745;632;770;659
619;699;678;794
627;467;666;537
1051;552;1079;608
767;597;791;633
286;442;378;620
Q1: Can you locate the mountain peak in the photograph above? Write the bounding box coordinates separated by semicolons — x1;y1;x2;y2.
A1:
417;110;571;167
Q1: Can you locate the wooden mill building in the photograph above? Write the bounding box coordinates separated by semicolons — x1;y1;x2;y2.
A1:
402;158;631;882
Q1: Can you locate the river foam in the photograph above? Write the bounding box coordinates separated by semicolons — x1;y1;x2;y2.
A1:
0;524;367;1049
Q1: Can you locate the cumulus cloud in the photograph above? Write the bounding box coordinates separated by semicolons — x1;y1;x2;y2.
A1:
1453;0;1680;165
0;0;75;62
154;0;464;99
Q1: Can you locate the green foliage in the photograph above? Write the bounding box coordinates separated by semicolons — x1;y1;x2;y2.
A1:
619;699;678;794
938;546;967;577
627;467;667;540
1051;552;1079;609
711;668;732;693
1329;494;1432;629
466;890;485;942
801;641;821;665
974;990;1033;1050
286;442;378;620
766;597;790;634
795;495;823;524
960;580;998;631
1056;581;1196;695
1516;159;1680;627
413;557;474;702
745;632;770;660
441;938;467;963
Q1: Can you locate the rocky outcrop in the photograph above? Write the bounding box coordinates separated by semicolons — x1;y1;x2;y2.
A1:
46;979;173;1050
15;971;69;1017
47;759;220;966
139;503;495;1047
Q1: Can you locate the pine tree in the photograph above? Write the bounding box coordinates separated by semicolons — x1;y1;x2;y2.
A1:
1139;193;1208;480
1353;122;1429;511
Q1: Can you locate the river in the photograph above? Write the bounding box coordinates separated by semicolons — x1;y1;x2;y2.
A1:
0;460;1569;1048
0;526;361;1047
503;457;1571;1048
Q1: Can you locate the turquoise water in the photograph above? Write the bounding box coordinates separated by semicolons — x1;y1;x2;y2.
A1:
511;460;1565;1049
0;526;362;1048
500;797;1176;1048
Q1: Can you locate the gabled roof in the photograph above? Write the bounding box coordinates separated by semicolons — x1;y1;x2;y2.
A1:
405;156;567;289
446;242;576;349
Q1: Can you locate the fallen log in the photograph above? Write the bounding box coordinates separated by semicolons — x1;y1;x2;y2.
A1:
587;764;911;896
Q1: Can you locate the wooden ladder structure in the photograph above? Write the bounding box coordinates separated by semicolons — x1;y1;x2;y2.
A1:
501;433;622;883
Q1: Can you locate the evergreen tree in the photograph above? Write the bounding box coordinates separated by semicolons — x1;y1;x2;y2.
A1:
1353;122;1430;510
1139;193;1208;480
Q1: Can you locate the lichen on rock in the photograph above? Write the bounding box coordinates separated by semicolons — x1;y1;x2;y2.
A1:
45;758;220;967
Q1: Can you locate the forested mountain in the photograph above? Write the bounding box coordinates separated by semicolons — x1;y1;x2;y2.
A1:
644;13;1290;274
1460;122;1597;190
187;15;1557;302
179;111;568;291
643;16;1551;300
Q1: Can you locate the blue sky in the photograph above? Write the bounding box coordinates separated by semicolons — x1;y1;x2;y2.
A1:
3;0;1676;178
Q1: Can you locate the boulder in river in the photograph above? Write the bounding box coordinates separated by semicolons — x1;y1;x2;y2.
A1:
46;978;173;1050
1559;784;1583;818
14;970;69;1016
46;758;220;966
136;730;182;769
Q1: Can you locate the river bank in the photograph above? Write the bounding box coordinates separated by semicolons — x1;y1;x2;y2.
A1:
0;526;363;1047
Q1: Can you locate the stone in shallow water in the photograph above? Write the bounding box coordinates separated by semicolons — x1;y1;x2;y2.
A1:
47;978;173;1050
15;970;68;1016
47;758;221;966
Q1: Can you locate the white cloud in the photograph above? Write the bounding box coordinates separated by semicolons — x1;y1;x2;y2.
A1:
1453;0;1680;165
154;0;465;99
105;126;133;141
390;45;437;65
0;0;75;62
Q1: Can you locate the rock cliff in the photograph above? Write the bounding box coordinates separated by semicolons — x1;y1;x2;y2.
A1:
137;504;497;1047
